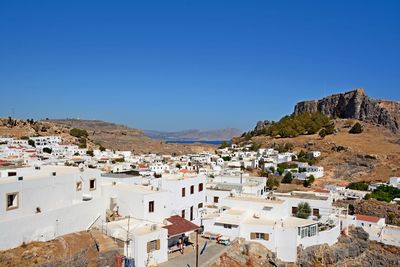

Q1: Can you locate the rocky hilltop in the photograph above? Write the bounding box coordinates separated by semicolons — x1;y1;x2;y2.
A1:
294;88;400;132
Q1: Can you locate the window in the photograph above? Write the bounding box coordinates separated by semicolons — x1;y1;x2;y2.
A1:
89;179;96;190
198;183;203;192
313;208;320;217
147;239;160;253
6;192;19;210
149;201;154;213
8;172;17;177
76;181;82;191
190;185;194;194
181;209;185;219
182;187;186;197
198;203;203;209
223;224;232;229
214;196;219;203
250;232;269;240
300;225;317;238
291;206;297;215
190;206;194;221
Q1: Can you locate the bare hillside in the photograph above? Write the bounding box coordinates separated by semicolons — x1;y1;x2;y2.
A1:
239;119;400;185
0;118;216;154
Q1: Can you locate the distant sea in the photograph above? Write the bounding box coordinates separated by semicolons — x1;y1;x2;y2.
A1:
165;140;227;145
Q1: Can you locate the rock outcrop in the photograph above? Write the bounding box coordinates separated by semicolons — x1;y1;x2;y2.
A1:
294;88;400;132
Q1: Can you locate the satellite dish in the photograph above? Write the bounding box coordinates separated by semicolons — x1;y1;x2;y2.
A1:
78;163;84;171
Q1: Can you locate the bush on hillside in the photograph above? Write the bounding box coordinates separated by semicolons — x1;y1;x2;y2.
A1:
281;172;293;183
70;128;88;138
365;185;400;202
349;122;363;134
255;112;333;138
347;182;369;191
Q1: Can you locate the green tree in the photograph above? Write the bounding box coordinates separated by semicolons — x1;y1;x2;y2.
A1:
28;139;36;147
349;122;363;134
296;202;311;219
222;156;231;161
86;150;94;156
303;175;315;187
346;182;369;191
281;172;293;184
42;147;52;154
266;176;280;190
319;128;327;138
70;128;88;138
99;146;106;151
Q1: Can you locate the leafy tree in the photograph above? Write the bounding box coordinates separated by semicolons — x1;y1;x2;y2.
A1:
222;156;231;161
20;136;30;140
70;128;88;138
73;152;80;156
349;122;363;134
367;185;400;202
86;150;94;156
303;175;315;187
269;166;275;174
281;172;293;183
319;128;327;138
266;176;280;190
296;202;311;219
28;139;36;147
347;182;369;191
99;146;106;151
42;147;52;154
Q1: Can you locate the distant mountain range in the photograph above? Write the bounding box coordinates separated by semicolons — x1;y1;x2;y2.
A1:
143;128;242;141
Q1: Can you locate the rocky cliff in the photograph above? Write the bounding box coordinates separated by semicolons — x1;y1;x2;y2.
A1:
294;88;400;132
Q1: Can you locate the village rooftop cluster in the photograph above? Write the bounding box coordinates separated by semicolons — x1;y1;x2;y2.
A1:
0;135;399;266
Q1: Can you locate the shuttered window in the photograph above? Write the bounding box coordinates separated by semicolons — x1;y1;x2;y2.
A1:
147;239;160;253
250;232;269;240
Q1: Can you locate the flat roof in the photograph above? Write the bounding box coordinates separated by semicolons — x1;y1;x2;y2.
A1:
110;183;163;194
272;192;329;201
283;217;317;228
226;195;285;204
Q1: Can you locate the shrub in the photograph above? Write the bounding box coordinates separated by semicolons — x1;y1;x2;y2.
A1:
366;185;400;202
319;128;327;138
296;202;311;219
70;128;88;138
346;182;369;191
303;175;315;187
349;122;363;134
281;172;293;183
266;176;280;190
42;147;52;154
86;150;94;156
99;146;106;151
222;156;231;161
257;112;331;138
28;139;36;147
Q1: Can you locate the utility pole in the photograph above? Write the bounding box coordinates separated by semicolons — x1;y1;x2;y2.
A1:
346;204;349;235
126;215;131;258
195;229;199;267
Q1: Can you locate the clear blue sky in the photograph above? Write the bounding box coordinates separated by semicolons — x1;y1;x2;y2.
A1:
0;1;399;131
